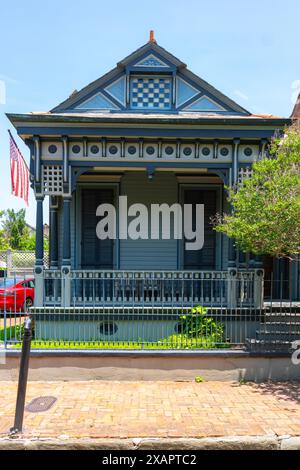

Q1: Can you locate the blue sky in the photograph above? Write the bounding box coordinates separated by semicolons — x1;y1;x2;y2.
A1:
0;0;299;225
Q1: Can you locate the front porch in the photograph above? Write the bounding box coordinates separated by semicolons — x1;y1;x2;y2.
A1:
33;167;267;310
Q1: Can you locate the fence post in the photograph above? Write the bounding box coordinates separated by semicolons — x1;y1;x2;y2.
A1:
254;269;264;309
289;255;300;301
61;267;71;307
34;267;44;306
227;269;237;309
10;318;32;435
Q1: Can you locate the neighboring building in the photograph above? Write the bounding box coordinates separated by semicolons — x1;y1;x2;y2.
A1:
7;33;298;319
25;222;49;239
25;223;36;237
292;92;300;120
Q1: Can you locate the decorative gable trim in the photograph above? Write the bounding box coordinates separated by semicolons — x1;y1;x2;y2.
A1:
133;53;170;68
50;40;250;116
130;75;172;110
117;42;186;70
75;92;120;111
176;77;200;108
183;95;226;112
180;69;250;115
104;76;126;106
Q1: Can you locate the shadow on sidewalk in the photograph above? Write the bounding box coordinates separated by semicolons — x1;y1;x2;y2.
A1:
247;381;300;405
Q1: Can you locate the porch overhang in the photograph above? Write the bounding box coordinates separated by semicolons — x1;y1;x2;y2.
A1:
6;112;291;141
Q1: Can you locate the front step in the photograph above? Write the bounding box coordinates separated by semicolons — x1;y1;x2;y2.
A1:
246;309;300;351
255;330;300;341
262;323;300;332
264;321;300;326
245;338;293;353
264;313;300;320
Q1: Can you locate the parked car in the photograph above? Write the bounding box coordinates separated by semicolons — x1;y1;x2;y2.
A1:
0;278;35;312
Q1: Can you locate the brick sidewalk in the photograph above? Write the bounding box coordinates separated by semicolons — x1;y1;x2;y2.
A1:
0;381;300;439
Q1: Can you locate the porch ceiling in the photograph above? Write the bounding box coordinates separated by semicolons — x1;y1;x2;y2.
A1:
76;168;224;184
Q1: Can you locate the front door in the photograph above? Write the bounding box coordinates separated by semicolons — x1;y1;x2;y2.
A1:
183;189;216;270
81;188;114;269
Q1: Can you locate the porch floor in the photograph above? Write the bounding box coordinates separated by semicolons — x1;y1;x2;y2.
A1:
31;302;300;313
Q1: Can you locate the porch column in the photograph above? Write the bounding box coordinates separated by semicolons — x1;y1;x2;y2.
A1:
227;268;237;309
227;236;238;308
34;196;44;307
61;196;71;307
49;196;58;268
228;137;240;269
228;239;237;268
252;255;264;308
227;138;240;308
254;269;264;309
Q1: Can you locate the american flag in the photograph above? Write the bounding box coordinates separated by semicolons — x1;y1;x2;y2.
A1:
9;130;29;205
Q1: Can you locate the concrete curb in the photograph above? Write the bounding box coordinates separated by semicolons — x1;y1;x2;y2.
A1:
4;349;291;358
0;436;299;450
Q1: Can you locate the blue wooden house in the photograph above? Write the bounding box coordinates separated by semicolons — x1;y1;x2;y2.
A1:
7;33;299;330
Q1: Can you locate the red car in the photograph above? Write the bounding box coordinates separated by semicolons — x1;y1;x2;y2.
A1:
0;278;35;312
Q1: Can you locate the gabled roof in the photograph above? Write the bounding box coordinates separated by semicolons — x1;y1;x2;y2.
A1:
51;35;250;116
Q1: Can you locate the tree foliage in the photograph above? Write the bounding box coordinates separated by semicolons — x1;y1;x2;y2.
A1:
215;125;300;259
0;211;10;250
1;209;27;250
0;209;48;251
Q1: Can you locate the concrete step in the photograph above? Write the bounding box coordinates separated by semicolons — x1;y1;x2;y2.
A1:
258;324;300;333
264;304;300;313
245;338;292;352
256;331;300;340
264;312;300;319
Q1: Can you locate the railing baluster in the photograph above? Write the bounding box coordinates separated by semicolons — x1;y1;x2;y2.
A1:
40;268;263;312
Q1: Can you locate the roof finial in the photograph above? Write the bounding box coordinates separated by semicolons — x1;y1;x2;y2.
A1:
149;30;156;44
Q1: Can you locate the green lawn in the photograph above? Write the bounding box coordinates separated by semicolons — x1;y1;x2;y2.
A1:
8;335;230;350
0;325;230;350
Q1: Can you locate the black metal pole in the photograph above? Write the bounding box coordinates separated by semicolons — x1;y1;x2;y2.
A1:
10;317;32;434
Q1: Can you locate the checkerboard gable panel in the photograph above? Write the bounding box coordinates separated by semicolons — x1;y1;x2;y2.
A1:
131;77;172;110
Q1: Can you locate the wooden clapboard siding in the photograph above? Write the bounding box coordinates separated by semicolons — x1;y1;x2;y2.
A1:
119;172;178;270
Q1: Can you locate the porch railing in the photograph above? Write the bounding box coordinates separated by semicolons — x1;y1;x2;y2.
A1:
42;269;263;309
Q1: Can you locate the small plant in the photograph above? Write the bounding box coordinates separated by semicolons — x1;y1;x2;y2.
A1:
195;376;205;383
239;378;248;386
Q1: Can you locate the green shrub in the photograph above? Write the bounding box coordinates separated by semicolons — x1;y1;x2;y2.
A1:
179;305;225;345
